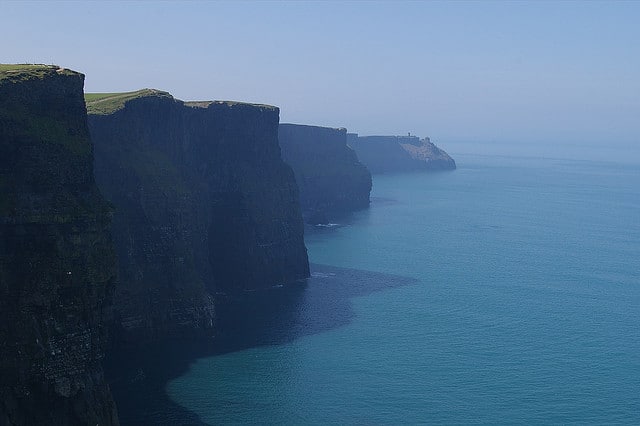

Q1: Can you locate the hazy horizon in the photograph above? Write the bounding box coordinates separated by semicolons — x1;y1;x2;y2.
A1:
2;1;639;156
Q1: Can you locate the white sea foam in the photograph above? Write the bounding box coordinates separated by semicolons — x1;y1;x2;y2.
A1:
311;272;336;278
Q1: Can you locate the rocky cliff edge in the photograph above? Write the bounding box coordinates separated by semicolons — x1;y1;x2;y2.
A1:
278;124;372;224
347;133;456;174
0;65;118;425
87;90;310;344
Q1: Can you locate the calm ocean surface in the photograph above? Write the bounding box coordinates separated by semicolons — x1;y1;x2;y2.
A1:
117;153;640;424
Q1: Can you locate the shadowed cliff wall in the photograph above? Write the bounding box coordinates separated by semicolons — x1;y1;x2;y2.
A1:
0;66;118;425
88;93;309;343
278;124;372;224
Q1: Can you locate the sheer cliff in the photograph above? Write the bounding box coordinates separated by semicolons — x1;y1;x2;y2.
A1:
347;134;456;174
278;124;372;224
87;91;310;343
0;65;118;425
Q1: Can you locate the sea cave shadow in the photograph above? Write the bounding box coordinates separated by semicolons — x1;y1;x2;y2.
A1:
105;263;417;426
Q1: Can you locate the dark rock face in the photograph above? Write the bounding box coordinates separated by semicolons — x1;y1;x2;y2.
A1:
88;95;309;343
347;133;456;174
0;67;118;425
278;124;372;224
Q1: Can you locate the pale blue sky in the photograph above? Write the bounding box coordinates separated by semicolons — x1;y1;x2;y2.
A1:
2;1;639;155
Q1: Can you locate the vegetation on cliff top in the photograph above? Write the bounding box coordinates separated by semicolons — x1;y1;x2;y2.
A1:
0;64;78;82
85;87;277;115
185;100;278;111
1;64;91;158
85;89;173;115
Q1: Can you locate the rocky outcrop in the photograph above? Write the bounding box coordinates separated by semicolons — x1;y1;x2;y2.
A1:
87;91;309;343
0;66;118;425
347;134;456;174
278;124;372;224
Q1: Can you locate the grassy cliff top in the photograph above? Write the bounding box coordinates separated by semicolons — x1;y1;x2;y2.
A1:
0;64;79;82
85;88;277;115
185;100;278;111
85;89;173;115
280;123;347;132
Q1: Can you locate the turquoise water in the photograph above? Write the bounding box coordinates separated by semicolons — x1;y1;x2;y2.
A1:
165;154;640;424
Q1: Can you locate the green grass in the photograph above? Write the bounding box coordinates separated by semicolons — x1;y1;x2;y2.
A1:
184;100;278;111
0;64;52;71
85;89;173;115
0;64;77;81
84;92;122;102
85;88;278;115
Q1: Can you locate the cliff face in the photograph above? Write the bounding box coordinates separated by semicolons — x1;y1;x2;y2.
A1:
87;92;309;343
0;66;118;425
347;134;456;174
278;124;372;224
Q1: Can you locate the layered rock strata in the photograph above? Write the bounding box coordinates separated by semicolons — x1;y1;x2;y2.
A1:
347;133;456;173
87;91;309;343
278;124;372;224
0;65;118;425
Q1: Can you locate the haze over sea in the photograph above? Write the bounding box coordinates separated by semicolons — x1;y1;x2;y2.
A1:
1;1;638;424
110;144;636;425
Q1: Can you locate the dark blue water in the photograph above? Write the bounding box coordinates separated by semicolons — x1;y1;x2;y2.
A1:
125;154;640;424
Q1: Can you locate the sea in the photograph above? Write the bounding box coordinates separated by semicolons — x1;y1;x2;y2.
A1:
110;146;640;425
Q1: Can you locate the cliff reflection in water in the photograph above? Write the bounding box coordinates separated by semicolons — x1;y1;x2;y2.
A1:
106;263;417;425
